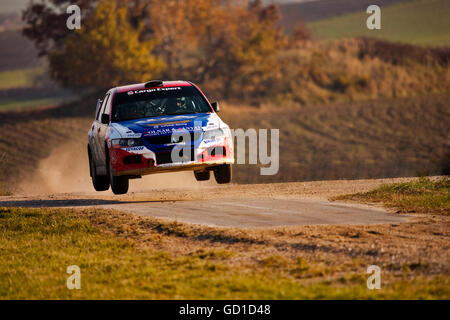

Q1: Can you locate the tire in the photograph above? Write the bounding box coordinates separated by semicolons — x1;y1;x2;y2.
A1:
214;164;232;184
107;155;129;195
89;149;109;191
194;170;210;181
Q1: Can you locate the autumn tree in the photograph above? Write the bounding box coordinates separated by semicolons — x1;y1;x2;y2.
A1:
23;0;100;57
23;0;287;99
145;0;286;99
47;1;164;89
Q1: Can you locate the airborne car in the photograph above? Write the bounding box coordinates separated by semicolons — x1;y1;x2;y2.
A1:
88;80;234;194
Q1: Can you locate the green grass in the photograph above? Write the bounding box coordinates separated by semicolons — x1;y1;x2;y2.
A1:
336;177;450;214
0;97;65;112
0;67;46;89
0;67;73;112
309;0;450;46
0;207;448;299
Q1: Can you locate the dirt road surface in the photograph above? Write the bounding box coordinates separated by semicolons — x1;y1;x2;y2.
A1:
0;177;413;228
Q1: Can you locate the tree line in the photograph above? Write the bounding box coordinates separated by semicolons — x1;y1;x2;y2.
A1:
23;0;306;101
23;0;447;105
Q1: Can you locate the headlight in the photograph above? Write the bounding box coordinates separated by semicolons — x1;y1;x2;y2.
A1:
112;138;143;148
203;129;224;140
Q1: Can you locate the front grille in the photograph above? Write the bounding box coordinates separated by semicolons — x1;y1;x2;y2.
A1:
146;132;199;145
155;151;173;165
155;148;196;165
146;135;171;145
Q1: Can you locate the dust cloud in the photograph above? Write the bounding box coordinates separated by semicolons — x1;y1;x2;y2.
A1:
19;141;215;195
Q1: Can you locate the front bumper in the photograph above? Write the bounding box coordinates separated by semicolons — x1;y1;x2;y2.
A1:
109;137;234;177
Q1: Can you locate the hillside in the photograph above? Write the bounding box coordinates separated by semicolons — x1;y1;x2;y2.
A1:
0;30;76;112
279;0;410;27
0;30;41;71
222;94;450;183
0;2;448;193
308;0;450;46
1;93;449;194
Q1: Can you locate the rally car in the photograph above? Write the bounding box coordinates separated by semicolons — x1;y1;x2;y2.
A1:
88;80;234;194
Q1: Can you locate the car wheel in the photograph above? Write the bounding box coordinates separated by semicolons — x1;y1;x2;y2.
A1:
214;164;232;184
194;170;210;181
108;159;129;195
89;149;109;191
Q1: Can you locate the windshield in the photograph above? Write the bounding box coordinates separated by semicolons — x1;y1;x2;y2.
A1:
112;86;212;122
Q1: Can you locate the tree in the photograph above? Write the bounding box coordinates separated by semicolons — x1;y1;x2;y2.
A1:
48;0;164;89
23;0;287;99
147;0;286;99
23;0;99;57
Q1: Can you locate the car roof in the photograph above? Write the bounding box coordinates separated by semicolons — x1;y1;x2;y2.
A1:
114;81;192;94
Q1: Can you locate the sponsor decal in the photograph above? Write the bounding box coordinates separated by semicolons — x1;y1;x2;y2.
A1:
146;120;190;128
129;87;182;95
124;133;142;139
202;138;218;144
144;126;202;137
124;146;145;152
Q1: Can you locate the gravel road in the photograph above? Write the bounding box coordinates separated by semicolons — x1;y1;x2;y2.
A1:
0;177;414;228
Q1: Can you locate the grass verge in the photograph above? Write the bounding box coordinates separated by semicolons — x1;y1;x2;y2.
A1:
0;97;67;112
309;0;450;46
0;206;448;299
335;177;450;215
0;67;46;90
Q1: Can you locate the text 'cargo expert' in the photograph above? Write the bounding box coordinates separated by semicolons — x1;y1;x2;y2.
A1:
88;80;234;194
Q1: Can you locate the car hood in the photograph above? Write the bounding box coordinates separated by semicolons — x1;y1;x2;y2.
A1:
110;113;221;138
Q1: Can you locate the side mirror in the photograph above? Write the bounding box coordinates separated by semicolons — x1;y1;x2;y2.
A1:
101;113;110;125
211;101;220;113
